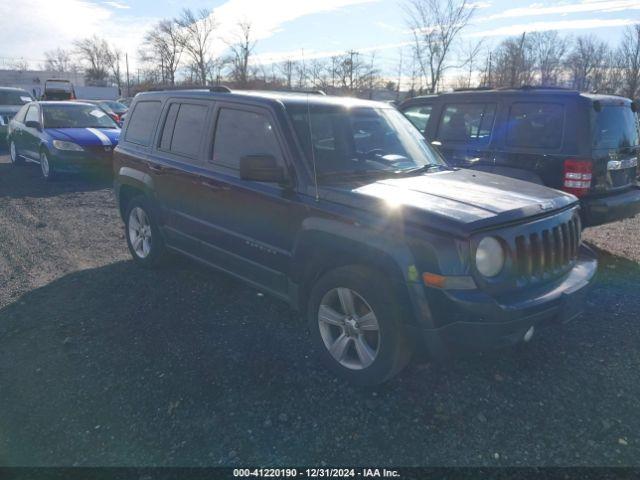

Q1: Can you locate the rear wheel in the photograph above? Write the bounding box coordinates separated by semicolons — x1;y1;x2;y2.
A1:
9;140;23;165
308;266;412;385
40;150;55;181
124;195;167;268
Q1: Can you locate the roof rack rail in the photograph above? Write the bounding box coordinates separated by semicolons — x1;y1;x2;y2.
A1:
285;89;326;95
209;85;232;93
452;86;493;92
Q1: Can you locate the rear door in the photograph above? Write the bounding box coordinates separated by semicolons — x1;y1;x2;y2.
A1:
590;101;639;193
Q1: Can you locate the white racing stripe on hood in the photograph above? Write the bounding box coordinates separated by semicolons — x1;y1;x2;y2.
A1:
86;128;112;146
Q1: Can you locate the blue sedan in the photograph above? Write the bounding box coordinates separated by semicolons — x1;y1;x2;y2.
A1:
7;101;120;180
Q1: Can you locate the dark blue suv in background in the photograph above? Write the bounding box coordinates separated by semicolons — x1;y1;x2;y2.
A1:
400;88;640;227
113;89;597;385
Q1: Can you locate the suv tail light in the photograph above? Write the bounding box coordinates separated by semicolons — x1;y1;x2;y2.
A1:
563;159;592;197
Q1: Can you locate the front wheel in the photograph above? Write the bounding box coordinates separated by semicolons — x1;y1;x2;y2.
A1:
40;150;55;181
308;266;413;386
124;196;167;268
9;140;23;165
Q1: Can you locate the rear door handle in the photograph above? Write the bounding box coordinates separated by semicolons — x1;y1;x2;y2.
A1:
148;163;164;174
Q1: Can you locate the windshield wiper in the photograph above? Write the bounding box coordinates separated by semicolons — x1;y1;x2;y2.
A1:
398;164;449;176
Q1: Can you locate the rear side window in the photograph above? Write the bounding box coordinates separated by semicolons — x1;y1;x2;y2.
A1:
159;103;208;158
507;102;564;149
212;108;282;171
437;103;496;144
125;101;162;146
592;105;639;150
403;104;432;132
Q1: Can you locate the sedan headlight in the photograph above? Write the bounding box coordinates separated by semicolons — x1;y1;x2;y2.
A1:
53;140;84;151
475;237;505;278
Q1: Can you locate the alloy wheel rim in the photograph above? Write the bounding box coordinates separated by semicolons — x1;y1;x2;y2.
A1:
128;207;152;259
41;153;49;178
318;287;380;370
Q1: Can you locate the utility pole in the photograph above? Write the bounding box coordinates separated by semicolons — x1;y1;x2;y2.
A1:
125;52;130;97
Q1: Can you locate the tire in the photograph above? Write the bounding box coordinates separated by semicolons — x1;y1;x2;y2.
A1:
40;149;55;181
307;265;413;386
124;195;167;268
9;139;23;165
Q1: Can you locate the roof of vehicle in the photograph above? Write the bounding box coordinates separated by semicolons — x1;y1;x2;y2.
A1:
33;101;98;107
133;89;391;109
0;86;31;93
403;87;633;105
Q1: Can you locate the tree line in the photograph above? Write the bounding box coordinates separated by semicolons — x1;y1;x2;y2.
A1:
30;0;640;100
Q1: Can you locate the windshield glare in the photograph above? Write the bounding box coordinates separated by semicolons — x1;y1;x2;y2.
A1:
288;104;445;180
0;90;33;106
592;105;640;149
43;105;118;129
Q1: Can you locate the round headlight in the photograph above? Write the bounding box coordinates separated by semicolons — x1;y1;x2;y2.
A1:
475;237;505;278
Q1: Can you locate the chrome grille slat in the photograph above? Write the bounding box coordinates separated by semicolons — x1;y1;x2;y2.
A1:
514;214;581;285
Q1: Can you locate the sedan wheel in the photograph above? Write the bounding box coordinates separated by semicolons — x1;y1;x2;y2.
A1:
40;151;53;180
318;287;380;370
9;141;18;164
128;206;152;259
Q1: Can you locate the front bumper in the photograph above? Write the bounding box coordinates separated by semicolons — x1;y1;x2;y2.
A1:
581;186;640;227
50;149;113;174
416;245;597;358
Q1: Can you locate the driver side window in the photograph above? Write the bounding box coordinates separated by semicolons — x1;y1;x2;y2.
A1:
25;106;39;124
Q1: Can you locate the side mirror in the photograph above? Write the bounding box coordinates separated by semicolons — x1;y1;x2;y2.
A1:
240;154;286;184
25;120;41;130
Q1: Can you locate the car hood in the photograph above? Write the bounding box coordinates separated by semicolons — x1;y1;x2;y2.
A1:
322;169;577;236
47;127;120;147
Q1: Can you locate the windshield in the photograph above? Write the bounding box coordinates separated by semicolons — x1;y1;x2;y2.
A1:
592;105;639;150
287;104;446;181
0;90;33;106
43;104;119;129
101;100;127;112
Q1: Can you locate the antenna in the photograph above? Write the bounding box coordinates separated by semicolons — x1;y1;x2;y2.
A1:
306;93;320;202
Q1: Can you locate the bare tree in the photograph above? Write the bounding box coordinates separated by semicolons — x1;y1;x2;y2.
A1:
566;35;610;92
226;20;256;87
491;32;535;88
9;58;30;71
404;0;476;93
73;36;112;85
457;39;485;88
105;47;123;90
618;24;640;99
529;31;567;86
176;8;217;85
44;48;74;73
278;60;295;89
141;19;184;86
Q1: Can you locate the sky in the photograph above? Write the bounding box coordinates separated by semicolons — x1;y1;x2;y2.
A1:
0;0;639;75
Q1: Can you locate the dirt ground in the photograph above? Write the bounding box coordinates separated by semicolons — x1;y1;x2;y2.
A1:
1;155;639;467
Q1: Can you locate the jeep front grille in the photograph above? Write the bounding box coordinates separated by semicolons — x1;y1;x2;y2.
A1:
514;214;581;284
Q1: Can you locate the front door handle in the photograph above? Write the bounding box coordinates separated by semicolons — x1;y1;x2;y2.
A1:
200;178;230;191
148;163;164;174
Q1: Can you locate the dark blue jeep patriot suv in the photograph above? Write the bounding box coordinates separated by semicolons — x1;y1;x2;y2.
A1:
113;89;597;385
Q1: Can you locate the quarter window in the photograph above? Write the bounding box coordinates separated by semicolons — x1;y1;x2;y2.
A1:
507;102;564;149
212;108;283;171
125;101;162;146
403;105;432;132
437;103;496;144
160;103;208;158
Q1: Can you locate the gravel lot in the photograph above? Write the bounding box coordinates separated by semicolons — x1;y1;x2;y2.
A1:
0;153;639;467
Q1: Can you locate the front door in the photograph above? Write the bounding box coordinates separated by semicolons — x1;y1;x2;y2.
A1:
22;104;41;160
192;102;301;297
